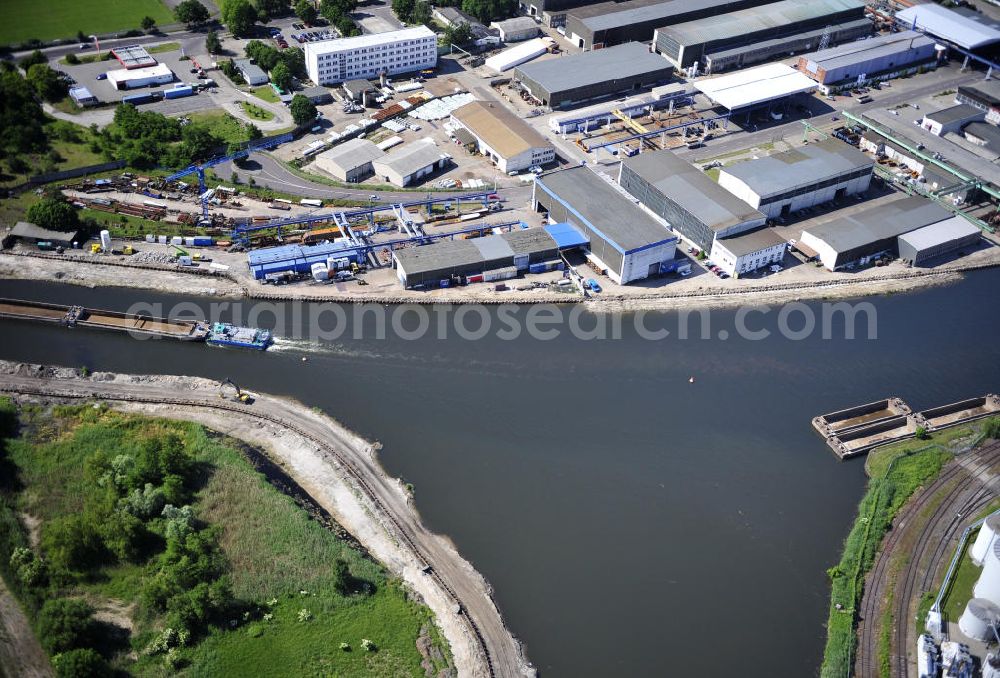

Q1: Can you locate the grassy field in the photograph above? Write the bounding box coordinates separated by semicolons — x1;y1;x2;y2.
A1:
0;403;450;676
0;0;174;46
0;119;105;189
252;85;280;103
188;110;256;146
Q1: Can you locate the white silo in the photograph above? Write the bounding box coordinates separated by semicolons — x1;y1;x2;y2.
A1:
984;652;1000;678
974;539;1000;606
99;229;111;253
958;598;1000;641
971;514;1000;566
310;262;329;282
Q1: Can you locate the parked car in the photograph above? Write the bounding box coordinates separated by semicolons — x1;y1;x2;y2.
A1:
95;72;107;80
586;278;601;293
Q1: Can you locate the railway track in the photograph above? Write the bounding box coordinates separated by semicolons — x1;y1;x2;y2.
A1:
0;377;533;678
854;441;1000;678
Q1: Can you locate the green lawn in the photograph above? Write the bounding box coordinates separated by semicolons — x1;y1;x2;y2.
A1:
0;119;105;189
0;0;173;47
147;42;180;54
238;100;275;122
0;403;451;676
252;85;280;103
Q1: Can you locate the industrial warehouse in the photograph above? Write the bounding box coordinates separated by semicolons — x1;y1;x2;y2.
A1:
450;101;555;174
653;0;869;72
797;196;960;270
797;30;939;92
372;141;451;187
513;42;673;109
562;0;771;52
692;63;818;114
533;165;678;284
313;138;386;182
392;224;581;288
618;149;766;252
717;138;874;219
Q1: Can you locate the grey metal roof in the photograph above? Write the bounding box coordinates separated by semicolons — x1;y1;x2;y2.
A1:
715;227;787;257
660;0;865;46
316;138;385;171
959;80;1000;108
514;43;671;95
10;222;80;242
707;19;871;62
897;215;981;251
623;149;766;233
895;4;1000;50
802;196;951;252
925;104;983;126
964;121;1000;150
802;30;933;71
473;235;515;261
395;239;483;275
493;17;538;33
234;58;267;82
721;138;873;199
374;141;448;178
536;165;675;251
571;0;744;32
501;227;559;256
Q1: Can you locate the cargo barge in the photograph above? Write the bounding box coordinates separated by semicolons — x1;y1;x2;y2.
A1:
0;298;271;351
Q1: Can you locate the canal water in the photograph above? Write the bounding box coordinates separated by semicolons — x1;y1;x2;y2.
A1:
1;272;998;677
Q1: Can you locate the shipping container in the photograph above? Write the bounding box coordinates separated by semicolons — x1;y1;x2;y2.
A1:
439;279;450;288
170;236;183;245
466;273;484;284
300;198;323;208
482;266;517;282
183;237;196;246
144;234;155;243
157;235;168;244
164;85;194;100
121;92;154;105
192;237;213;247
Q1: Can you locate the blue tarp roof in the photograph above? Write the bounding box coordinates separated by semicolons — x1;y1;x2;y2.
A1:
543;222;590;249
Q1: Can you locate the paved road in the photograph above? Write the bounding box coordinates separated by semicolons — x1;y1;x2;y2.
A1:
0;372;534;678
217;152;536;205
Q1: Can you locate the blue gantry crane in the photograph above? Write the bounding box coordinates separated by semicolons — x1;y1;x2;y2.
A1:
163;132;294;221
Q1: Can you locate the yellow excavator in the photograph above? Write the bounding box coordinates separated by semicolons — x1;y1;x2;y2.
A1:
219;378;253;404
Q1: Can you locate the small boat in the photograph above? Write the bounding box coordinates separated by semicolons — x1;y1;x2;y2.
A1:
206;322;272;350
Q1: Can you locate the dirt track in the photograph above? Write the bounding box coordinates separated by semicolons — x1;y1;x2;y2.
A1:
0;576;51;678
0;362;535;678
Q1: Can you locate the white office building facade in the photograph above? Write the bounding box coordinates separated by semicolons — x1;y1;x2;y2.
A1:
305;27;437;86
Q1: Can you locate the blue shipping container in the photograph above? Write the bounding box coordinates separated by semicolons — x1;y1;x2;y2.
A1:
192;237;213;246
122;93;154;105
164;85;194;100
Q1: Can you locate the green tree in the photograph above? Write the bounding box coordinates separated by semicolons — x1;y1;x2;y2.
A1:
41;515;104;573
37;599;94;655
181;124;222;162
289;94;316;125
205;30;223;54
26;64;67;102
295;0;318;23
174;0;211;25
18;50;47;71
337;16;359;36
254;0;289;18
141;16;157;31
391;0;415;21
53;649;109;678
26;198;80;231
223;0;259;37
442;22;473;46
64;53;80;65
270;61;292;91
245;122;263;140
461;0;515;22
411;0;431;25
320;0;357;23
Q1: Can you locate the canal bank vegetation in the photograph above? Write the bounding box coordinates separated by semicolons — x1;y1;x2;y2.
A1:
0;398;452;677
820;416;1000;678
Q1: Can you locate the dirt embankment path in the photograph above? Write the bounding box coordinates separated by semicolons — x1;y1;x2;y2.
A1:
0;362;534;678
2;244;999;312
0;576;52;678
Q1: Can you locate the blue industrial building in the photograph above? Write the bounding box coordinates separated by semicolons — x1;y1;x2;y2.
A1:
247;241;361;280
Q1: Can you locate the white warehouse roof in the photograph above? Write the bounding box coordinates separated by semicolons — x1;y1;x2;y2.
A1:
106;63;173;85
895;4;1000;50
693;63;817;111
897;215;981;251
485;37;553;72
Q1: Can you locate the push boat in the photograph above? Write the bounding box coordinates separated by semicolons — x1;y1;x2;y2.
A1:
205;322;273;350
